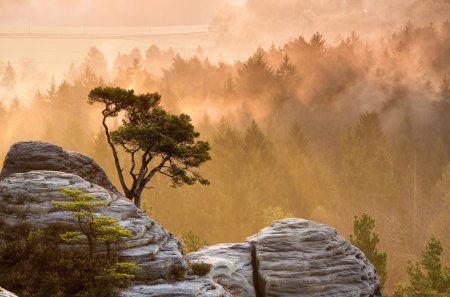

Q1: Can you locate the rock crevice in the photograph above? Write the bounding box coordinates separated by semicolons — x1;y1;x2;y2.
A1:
250;242;264;297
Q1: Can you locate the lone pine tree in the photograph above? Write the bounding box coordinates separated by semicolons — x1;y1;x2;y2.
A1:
88;87;211;208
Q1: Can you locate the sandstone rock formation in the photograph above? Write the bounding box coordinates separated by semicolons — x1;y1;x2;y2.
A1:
0;142;229;297
189;219;382;297
0;170;186;281
0;141;381;297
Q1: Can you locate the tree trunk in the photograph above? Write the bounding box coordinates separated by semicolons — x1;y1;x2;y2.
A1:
87;235;93;257
126;191;142;209
134;191;142;209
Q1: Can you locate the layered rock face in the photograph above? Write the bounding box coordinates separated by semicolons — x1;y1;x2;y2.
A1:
121;278;231;297
0;142;229;297
189;219;381;297
0;170;185;282
0;141;381;297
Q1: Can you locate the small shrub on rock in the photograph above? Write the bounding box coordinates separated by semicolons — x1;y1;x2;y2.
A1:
188;261;212;276
166;265;187;281
52;188;133;256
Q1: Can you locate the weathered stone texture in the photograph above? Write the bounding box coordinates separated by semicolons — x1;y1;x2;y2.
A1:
189;219;381;297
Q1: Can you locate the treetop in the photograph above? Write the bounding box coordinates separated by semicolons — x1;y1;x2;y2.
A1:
88;86;161;119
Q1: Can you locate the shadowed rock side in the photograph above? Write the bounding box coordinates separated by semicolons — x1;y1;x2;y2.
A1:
0;141;121;195
0;141;230;297
189;219;382;297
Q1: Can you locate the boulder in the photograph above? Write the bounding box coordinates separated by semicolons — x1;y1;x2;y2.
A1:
189;219;381;297
0;141;120;195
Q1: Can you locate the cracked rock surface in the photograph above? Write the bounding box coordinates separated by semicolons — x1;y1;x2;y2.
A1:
189;219;382;297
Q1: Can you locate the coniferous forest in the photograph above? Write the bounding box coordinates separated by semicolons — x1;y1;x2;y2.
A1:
1;5;450;294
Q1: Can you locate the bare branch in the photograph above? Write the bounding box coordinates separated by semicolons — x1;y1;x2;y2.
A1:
142;156;171;187
134;149;152;193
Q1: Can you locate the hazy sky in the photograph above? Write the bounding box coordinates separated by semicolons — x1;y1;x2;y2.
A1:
0;0;244;27
1;0;450;102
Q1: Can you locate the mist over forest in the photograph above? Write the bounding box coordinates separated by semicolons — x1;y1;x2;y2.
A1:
1;0;450;294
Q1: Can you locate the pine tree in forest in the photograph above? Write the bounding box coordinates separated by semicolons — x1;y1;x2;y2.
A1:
393;236;450;297
350;213;388;290
84;47;109;80
342;112;398;211
1;61;16;89
237;51;275;96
